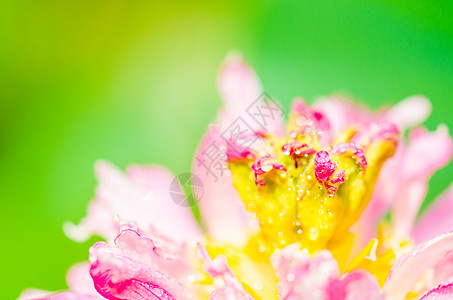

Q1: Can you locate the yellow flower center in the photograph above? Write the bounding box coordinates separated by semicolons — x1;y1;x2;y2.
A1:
204;101;399;299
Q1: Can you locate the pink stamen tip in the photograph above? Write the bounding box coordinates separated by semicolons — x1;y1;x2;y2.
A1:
282;141;316;159
251;155;287;186
331;169;345;184
314;151;336;182
336;143;368;169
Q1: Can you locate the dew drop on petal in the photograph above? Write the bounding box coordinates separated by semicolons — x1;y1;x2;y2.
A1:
253;281;263;290
287;273;295;282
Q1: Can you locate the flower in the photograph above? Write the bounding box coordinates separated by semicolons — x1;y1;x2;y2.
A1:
21;54;453;300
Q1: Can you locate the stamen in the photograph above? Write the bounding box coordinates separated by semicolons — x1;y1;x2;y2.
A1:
335;143;368;169
281;141;316;167
251;155;287;187
314;151;336;182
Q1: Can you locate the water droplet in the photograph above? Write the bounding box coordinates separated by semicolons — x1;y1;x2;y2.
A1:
153;288;163;297
253;281;263;290
259;245;266;252
307;175;312;180
297;229;302;234
287;273;295;282
309;227;319;240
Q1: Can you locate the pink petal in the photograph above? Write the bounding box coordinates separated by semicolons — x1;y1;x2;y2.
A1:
19;289;55;299
66;262;99;296
19;263;102;300
65;161;201;243
384;231;453;299
326;271;383;300
384;95;431;130
217;53;262;115
270;244;340;299
420;283;453;300
312;97;374;137
38;292;101;300
288;98;332;146
114;229;197;283
89;241;191;300
193;127;252;245
414;183;453;244
391;126;452;237
197;244;254;300
217;53;284;135
355;124;452;247
19;290;100;300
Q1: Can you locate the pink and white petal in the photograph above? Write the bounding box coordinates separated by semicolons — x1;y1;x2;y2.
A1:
66;161;201;243
353;143;404;249
197;244;254;300
392;126;452;237
89;242;192;300
384;231;453;299
312;96;374;137
216;54;284;135
326;271;383;300
124;164;201;240
217;53;262;116
399;126;452;181
415;184;453;244
209;285;254;300
20;263;102;300
38;292;101;300
193;127;252;246
66;262;99;296
353;188;391;250
19;290;100;300
384;95;431;131
431;250;453;289
207;255;254;300
420;282;453;300
64;194;117;243
288;99;332;145
114;229;198;285
19;289;55;300
270;244;339;299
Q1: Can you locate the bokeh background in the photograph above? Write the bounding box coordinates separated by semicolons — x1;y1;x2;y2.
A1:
2;0;453;298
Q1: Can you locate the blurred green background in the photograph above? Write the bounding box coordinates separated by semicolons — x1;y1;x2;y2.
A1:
1;0;453;298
